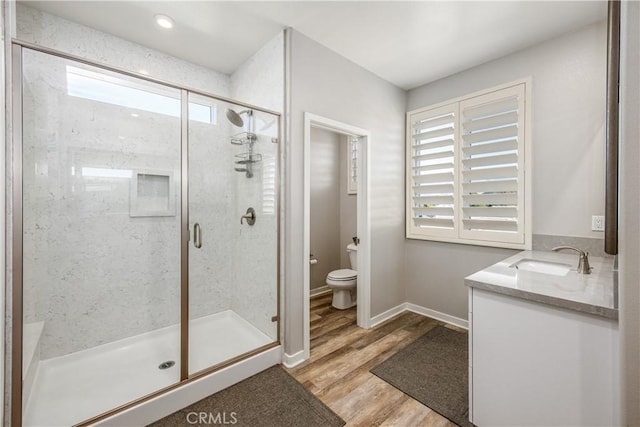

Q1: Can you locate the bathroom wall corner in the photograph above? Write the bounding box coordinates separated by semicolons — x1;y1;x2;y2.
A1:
286;29;407;358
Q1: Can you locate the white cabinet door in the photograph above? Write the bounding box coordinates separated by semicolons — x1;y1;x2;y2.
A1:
470;288;619;427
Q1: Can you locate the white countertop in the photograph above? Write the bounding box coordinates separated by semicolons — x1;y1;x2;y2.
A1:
465;250;618;320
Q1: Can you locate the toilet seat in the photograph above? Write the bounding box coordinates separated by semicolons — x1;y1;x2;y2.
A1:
326;268;357;309
324;244;358;310
327;269;357;281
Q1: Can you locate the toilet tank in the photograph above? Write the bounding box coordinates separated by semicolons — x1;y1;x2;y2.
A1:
347;243;358;270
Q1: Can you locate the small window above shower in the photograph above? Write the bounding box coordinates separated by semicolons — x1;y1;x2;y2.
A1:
66;65;216;124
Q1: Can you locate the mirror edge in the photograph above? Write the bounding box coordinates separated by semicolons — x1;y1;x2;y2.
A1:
605;0;621;255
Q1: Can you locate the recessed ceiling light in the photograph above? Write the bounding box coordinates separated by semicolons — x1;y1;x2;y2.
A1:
139;69;149;75
155;14;174;29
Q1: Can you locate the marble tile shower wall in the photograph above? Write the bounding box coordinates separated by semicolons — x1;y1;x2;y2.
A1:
230;133;279;340
187;119;235;320
229;33;284;340
17;6;248;357
22;50;184;358
230;32;285;113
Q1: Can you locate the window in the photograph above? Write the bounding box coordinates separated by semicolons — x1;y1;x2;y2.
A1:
406;80;531;249
347;136;358;194
66;66;216;124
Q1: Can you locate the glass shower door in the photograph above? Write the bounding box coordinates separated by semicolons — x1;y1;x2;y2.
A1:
187;93;279;375
17;44;280;426
20;47;182;425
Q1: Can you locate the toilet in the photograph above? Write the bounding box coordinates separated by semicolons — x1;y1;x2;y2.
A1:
326;243;357;309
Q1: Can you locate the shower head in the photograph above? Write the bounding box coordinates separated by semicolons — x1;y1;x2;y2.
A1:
226;109;244;127
226;108;252;127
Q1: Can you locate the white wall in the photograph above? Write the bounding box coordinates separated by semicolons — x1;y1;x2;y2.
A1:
310;127;341;290
409;21;607;239
285;30;406;356
618;1;640;424
405;21;607;320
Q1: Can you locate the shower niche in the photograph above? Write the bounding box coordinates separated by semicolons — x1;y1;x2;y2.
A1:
130;170;176;217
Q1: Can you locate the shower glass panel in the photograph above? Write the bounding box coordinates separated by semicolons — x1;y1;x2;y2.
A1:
20;48;182;425
187;93;279;375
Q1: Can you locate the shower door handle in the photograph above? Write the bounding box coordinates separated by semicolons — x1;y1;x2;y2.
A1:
193;223;202;248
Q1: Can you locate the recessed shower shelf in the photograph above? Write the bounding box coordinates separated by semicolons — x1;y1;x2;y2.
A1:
230;132;257;146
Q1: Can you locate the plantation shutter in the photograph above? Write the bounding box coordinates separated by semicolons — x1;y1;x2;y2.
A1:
407;103;458;238
406;81;530;248
459;84;526;244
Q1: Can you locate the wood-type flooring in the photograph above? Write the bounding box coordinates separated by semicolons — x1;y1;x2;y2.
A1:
286;292;464;427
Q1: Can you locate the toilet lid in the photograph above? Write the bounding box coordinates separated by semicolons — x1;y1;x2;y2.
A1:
327;269;357;281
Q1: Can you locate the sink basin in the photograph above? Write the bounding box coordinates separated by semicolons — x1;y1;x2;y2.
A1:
510;259;572;276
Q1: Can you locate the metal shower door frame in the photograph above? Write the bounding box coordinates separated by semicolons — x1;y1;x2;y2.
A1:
9;40;281;427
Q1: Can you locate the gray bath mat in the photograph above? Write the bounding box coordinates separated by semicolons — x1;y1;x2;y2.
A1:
148;365;345;427
370;325;470;427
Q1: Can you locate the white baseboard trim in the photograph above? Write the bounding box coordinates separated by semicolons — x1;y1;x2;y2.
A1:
310;285;331;298
282;349;308;368
369;302;469;330
405;303;468;329
369;303;407;328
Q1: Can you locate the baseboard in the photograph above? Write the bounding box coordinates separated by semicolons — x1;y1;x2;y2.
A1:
369;302;469;330
369;303;408;328
282;348;308;368
405;303;468;329
310;286;331;298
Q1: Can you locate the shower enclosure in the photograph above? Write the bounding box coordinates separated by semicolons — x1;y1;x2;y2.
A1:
12;43;280;426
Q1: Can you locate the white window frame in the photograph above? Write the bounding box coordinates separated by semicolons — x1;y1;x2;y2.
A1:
406;79;532;250
347;135;358;194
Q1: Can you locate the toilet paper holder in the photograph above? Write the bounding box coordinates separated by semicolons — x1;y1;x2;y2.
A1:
309;254;318;265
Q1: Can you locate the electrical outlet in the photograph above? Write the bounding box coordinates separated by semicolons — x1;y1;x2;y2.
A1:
592;215;605;232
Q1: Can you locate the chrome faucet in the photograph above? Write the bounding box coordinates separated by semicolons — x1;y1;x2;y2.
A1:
551;246;591;274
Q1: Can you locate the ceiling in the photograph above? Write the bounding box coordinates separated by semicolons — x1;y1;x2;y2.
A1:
22;1;607;90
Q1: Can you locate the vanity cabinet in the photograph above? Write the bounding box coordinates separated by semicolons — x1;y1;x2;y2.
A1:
466;251;619;427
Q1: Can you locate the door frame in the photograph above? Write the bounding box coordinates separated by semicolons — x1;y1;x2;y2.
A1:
303;112;371;359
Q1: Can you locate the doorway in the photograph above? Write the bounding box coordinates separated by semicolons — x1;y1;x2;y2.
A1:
303;113;370;360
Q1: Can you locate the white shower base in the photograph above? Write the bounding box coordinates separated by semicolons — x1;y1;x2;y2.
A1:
24;310;274;427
